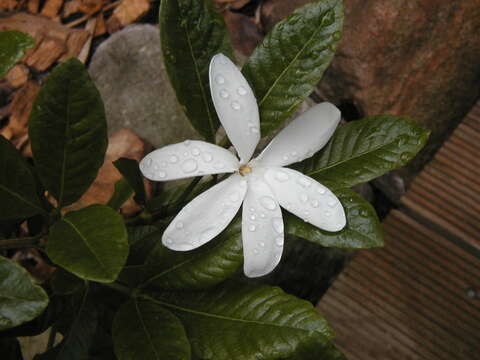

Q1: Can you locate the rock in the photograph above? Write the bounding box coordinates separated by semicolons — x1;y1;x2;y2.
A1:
64;129;153;217
260;0;312;32
89;25;199;148
223;10;263;57
261;0;480;201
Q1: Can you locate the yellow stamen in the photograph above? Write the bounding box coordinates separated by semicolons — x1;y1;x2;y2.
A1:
239;165;252;176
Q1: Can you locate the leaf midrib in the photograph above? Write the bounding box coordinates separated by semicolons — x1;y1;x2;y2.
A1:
257;9;332;107
147;296;322;335
135;299;161;360
62;217;110;278
58;77;72;208
305;136;408;177
0;183;44;215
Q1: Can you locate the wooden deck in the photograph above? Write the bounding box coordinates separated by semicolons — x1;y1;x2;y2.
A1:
317;103;480;359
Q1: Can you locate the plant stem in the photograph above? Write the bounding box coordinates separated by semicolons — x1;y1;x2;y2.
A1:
0;235;42;250
46;326;57;350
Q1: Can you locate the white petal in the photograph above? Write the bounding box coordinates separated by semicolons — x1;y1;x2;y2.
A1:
162;174;247;251
209;54;260;164
264;167;346;232
139;140;239;181
256;102;341;167
242;174;283;278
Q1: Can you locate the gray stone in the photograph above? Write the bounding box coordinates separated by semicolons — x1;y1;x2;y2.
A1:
89;25;200;148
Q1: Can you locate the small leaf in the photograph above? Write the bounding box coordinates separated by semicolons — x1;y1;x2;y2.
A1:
107;178;134;211
112;298;191;360
0;256;49;330
113;158;146;205
136;218;243;290
160;0;233;141
0;30;35;77
296;115;430;189
47;204;128;283
29;57;108;208
147;282;333;360
286;188;383;249
243;0;344;135
0;135;45;220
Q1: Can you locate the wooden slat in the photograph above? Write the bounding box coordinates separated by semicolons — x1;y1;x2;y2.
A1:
318;101;480;359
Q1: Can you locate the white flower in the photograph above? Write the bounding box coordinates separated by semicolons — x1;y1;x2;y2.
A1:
139;54;346;277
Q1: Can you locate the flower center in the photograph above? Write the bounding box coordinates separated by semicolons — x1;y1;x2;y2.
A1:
239;165;252;176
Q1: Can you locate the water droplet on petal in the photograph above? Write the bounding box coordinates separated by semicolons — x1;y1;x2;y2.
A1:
250;214;256;221
191;148;200;156
260;213;266;218
165;238;173;245
153;163;159;171
275;170;289;182
260;196;277;211
158;171;166;178
231;101;241;110
311;199;320;208
259;241;265;247
176;222;184;229
184;140;191;146
325;210;332;217
249;224;256;232
202;152;213;163
291;151;298;157
249;208;255;213
297;177;312;188
303;210;310;217
317;187;326;195
250;127;259;134
328;197;337;208
300;193;308;203
215;75;225;84
181;159;198;173
275;236;283;247
237;86;247;96
253;248;259;255
272;217;283;234
282;154;289;161
219;89;229;98
214;161;225;170
160;161;168;168
169;155;179;164
146;158;152;167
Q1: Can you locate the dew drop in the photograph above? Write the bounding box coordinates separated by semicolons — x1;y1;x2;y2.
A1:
275;236;283;247
248;224;256;232
327;197;337;208
260;213;266;218
219;89;229;98
253;248;259;255
250;126;259;134
275;170;290;182
160;161;168;168
297;177;312;188
153;163;159;171
165;238;173;245
158;171;166;179
325;210;332;217
300;193;308;203
272;217;284;234
282;154;289;161
317;187;326;195
184;140;191;146
303;210;310;217
146;158;152;167
215;75;225;84
176;222;184;229
260;196;277;211
181;159;198;173
259;241;265;248
191;147;200;156
249;207;255;213
219;56;228;65
231;101;241;110
311;199;319;208
291;151;298;158
214;161;225;170
169;155;179;164
202;152;213;163
250;214;256;221
237;86;247;96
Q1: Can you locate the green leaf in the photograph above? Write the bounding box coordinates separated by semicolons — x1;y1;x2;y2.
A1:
107;178;134;211
136;218;243;290
47;204;128;283
160;0;233;141
296;115;430;189
113;158;146;205
286;188;383;249
51;268;85;295
147;282;333;360
113;298;191;360
0;135;45;220
0;30;35;78
0;256;49;330
242;0;343;135
29;57;108;208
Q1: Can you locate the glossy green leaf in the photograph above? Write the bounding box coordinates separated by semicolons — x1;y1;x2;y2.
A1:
107;178;134;211
113;298;191;360
286;188;383;249
47;204;128;283
147;282;333;360
243;0;343;135
0;30;35;77
296;115;430;189
29;57;108;208
136;218;243;290
0;256;48;330
113;158;146;205
0;135;45;220
160;0;233;141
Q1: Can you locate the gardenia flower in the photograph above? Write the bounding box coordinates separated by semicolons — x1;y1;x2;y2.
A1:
140;54;346;277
